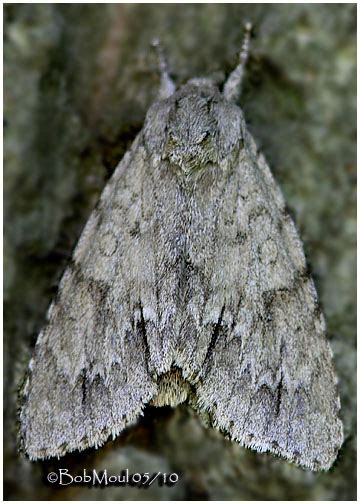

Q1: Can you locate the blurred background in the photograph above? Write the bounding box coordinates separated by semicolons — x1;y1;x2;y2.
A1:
4;3;356;500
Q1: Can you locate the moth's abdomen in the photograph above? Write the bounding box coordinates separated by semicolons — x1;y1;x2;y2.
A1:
151;367;191;407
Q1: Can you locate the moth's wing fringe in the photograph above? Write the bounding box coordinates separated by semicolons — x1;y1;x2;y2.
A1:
196;395;342;471
21;372;153;461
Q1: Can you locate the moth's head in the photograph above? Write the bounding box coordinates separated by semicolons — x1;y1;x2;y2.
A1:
144;81;244;173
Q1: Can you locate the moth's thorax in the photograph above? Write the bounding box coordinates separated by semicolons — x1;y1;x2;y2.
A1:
144;83;244;173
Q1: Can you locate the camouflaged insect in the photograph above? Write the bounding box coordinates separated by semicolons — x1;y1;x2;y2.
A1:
20;26;343;470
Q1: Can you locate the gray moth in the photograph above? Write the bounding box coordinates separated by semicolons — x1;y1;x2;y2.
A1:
20;27;343;471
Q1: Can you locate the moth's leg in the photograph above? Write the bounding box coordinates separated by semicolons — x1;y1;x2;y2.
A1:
223;22;252;103
152;38;176;99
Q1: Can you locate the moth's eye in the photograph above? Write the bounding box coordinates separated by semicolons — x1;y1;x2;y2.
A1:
195;131;210;144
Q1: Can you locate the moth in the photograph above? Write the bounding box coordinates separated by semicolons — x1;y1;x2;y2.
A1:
20;26;343;470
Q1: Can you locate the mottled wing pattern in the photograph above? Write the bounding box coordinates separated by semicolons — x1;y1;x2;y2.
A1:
20;80;342;469
193;131;343;470
20;136;159;460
